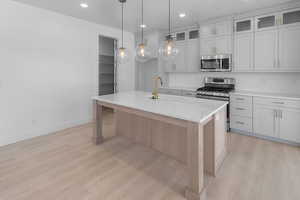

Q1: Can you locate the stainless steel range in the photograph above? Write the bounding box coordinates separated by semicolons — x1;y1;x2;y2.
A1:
196;77;235;129
196;77;235;101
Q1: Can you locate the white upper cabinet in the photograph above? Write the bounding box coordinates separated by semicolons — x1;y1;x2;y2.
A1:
216;20;233;36
187;29;200;72
216;36;232;54
254;29;278;71
200;38;216;55
199;24;216;38
187;39;200;72
172;41;187;72
163;29;199;73
235;18;253;33
200;20;233;38
234;33;253;71
278;25;300;71
199;20;233;55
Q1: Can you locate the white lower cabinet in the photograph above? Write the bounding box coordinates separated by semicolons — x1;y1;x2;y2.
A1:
230;94;253;133
231;115;253;133
253;105;278;138
231;94;300;145
279;108;300;143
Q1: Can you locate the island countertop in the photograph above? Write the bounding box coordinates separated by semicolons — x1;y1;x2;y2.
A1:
93;91;227;123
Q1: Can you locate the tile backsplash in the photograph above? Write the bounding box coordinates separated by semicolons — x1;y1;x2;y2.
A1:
168;72;300;94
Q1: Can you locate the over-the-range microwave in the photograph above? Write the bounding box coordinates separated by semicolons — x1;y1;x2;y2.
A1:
200;54;232;72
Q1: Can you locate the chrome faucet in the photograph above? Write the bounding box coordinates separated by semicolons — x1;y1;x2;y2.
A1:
152;76;163;99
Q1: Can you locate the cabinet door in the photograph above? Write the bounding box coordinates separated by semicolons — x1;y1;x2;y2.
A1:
278;26;300;71
279;109;300;143
234;33;253;71
216;36;232;54
254;29;278;71
200;24;216;38
187;40;200;72
173;41;187;72
216;20;233;36
253;105;277;138
200;38;216;55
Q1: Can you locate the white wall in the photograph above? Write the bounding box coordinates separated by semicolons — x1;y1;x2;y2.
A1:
0;0;135;146
168;72;300;94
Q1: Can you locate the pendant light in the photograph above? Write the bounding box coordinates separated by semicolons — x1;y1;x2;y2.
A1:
158;0;178;61
117;0;130;64
135;0;152;63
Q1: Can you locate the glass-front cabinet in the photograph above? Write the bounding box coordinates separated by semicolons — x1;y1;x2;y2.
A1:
254;9;300;30
281;9;300;26
255;14;277;31
234;18;253;33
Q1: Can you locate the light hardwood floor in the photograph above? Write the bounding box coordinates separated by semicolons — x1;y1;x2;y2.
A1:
0;109;299;200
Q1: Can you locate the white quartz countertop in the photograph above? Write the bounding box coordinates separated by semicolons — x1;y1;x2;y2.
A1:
93;91;227;123
231;90;300;101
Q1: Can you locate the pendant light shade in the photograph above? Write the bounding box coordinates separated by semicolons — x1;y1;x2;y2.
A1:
136;43;153;63
135;0;153;63
117;47;130;64
117;0;130;64
158;0;178;61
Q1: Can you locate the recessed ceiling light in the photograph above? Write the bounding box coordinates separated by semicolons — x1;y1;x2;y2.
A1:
140;24;147;28
80;3;88;8
179;13;186;18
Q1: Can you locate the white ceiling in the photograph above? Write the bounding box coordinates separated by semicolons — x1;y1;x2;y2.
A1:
11;0;297;32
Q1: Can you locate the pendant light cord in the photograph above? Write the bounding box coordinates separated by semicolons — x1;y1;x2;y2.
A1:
121;2;124;48
141;0;144;43
168;0;171;36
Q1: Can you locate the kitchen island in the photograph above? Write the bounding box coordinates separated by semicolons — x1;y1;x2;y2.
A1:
93;91;228;200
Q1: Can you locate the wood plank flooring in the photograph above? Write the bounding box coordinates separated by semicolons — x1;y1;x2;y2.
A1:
0;109;299;200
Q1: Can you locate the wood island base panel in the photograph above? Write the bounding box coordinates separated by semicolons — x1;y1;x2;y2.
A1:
93;92;228;200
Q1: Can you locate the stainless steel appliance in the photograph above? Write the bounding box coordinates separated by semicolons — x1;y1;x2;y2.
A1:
196;77;235;129
200;54;232;72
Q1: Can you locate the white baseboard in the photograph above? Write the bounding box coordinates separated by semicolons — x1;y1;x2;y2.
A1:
0;119;92;147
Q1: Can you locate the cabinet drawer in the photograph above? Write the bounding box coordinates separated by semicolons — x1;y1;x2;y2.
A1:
230;102;252;117
230;94;252;104
230;116;253;132
253;97;300;109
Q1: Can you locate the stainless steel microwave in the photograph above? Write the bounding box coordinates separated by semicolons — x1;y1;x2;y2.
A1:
200;54;232;72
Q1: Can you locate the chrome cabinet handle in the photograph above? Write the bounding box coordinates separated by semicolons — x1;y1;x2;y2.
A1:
273;110;276;133
236;121;245;125
236;107;245;111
